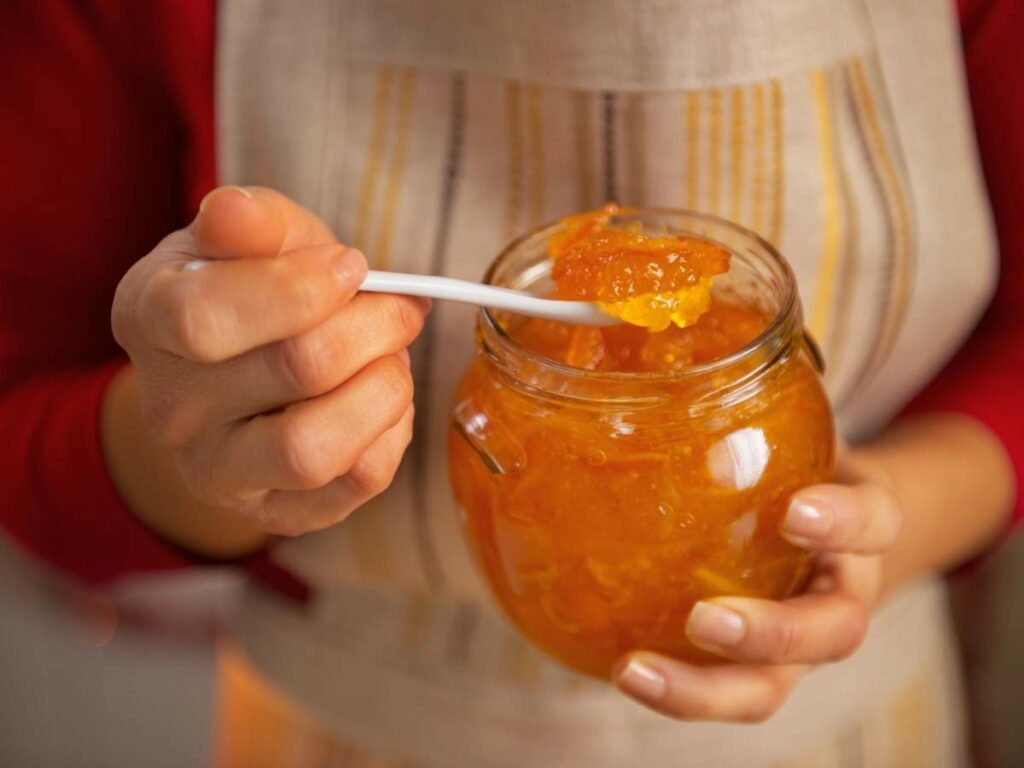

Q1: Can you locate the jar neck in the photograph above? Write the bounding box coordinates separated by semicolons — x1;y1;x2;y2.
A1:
478;295;804;412
476;208;807;412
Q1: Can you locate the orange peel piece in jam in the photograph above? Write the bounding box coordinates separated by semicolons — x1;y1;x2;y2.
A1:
549;204;731;331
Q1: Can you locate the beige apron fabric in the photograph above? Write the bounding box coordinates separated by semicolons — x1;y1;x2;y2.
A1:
216;0;994;764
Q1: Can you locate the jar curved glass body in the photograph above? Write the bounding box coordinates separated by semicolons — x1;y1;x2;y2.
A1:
447;210;835;678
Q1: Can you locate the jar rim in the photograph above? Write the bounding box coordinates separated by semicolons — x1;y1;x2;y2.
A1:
479;207;801;386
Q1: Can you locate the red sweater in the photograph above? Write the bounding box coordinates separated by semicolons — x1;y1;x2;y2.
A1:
0;0;1020;585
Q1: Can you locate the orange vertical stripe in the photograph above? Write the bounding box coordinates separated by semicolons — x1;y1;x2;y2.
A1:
769;80;785;245
707;88;723;215
353;66;395;252
729;86;746;225
685;91;700;209
373;68;417;270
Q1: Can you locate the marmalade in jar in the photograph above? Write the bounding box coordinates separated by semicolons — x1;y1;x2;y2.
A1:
448;208;835;678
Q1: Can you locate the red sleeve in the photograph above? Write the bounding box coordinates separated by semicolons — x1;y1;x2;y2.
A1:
0;363;192;582
902;0;1024;529
0;0;216;584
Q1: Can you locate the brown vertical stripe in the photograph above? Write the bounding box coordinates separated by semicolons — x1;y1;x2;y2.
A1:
446;601;480;668
353;66;394;252
625;93;647;206
573;91;596;210
402;593;434;653
836;62;890;406
602;91;618;202
769;79;785;246
526;85;546;225
410;73;466;591
707;88;723;215
841;57;914;396
504;82;525;240
374;68;417;269
729;86;746;225
685;91;700;209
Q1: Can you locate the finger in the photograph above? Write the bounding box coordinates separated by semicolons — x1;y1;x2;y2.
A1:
683;592;869;664
141;293;427;440
141;243;368;362
780;482;902;554
613;653;805;723
204;355;413;499
192;186;336;261
248;293;427;412
258;403;415;536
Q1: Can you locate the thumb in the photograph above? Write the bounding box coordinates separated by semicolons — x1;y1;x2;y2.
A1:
192;186;335;260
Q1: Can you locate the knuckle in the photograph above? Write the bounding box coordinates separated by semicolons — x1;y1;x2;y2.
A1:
767;616;798;664
139;390;192;447
381;296;425;343
873;484;904;544
373;357;414;415
162;281;221;362
347;453;400;497
742;693;783;724
283;265;328;326
279;332;338;396
111;285;136;350
832;603;869;661
274;414;334;489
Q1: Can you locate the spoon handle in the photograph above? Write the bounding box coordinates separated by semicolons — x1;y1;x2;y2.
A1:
360;270;616;325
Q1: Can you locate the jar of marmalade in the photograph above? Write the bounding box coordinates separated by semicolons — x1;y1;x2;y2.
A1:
448;210;835;678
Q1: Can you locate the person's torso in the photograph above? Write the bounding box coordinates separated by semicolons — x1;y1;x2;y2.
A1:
217;1;993;765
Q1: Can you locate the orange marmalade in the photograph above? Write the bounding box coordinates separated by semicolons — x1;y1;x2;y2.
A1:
448;209;835;678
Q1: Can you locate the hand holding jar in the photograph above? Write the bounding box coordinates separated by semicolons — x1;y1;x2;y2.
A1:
614;447;901;722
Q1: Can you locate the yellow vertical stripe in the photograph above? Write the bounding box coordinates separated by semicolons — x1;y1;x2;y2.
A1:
809;69;842;342
353;66;394;252
685;91;700;209
501;634;542;688
505;82;525;240
526;85;546;225
729;86;746;225
769;80;785;245
707;88;723;215
751;82;767;237
889;677;932;767
373;68;417;270
573;92;596;210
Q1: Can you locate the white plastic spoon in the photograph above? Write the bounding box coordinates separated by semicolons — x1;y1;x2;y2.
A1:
360;270;618;325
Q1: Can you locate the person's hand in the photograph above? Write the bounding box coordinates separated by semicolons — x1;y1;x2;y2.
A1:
612;451;902;722
111;186;429;537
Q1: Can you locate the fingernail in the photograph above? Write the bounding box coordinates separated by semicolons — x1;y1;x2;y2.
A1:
224;185;254;199
335;248;365;283
782;497;834;542
686;601;746;648
182;258;211;272
198;185;253;214
617;658;666;702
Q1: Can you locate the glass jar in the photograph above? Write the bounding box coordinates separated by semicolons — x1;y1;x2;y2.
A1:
447;210;835;679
